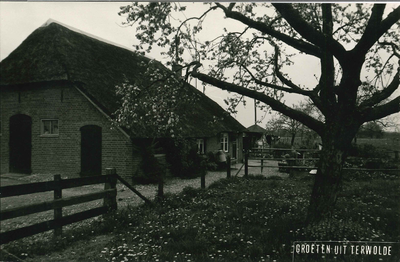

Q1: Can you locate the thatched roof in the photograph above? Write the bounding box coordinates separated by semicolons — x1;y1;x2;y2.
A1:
0;20;245;138
245;124;267;134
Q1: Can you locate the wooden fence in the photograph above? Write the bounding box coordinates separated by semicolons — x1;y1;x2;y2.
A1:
157;156;233;199
0;163;232;245
243;147;400;176
0;170;119;245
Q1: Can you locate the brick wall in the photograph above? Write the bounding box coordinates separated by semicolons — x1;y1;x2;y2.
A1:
0;82;137;177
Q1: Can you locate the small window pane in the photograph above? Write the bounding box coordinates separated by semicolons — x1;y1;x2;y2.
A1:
43;121;51;134
51;120;59;134
42;120;59;135
220;133;229;152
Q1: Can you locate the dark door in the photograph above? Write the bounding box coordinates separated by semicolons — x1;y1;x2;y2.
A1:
232;139;237;159
9;114;32;173
80;125;102;176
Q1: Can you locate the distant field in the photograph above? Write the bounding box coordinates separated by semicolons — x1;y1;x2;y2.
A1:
355;138;400;151
278;136;399;153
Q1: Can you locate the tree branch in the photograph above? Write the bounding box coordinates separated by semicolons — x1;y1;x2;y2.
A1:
176;6;218;34
189;65;324;135
271;43;325;113
246;41;326;115
214;3;323;58
242;65;313;96
353;4;385;56
353;5;400;56
379;41;400;59
272;3;347;62
360;96;400;123
272;44;303;91
319;4;337;108
359;69;400;108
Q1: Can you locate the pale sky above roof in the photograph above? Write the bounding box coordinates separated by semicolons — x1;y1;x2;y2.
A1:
1;2;399;130
0;1;276;128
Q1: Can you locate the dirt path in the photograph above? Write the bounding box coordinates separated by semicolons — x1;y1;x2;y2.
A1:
0;160;287;208
0;161;288;234
0;170;229;233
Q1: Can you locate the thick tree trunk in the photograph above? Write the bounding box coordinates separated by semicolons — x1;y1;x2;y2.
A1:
307;147;345;223
306;123;358;224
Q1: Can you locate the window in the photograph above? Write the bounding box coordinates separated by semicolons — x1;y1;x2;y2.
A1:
220;133;229;152
197;139;205;154
41;119;59;136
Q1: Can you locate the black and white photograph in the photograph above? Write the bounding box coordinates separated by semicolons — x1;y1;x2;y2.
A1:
0;2;399;261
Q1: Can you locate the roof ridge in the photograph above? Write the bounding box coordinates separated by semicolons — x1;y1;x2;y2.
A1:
41;18;154;60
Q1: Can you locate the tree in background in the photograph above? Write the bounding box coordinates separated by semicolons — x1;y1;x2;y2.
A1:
354;114;399;142
358;121;384;138
118;3;400;223
266;102;316;147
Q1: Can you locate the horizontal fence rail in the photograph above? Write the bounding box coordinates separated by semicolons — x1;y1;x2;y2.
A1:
0;172;117;245
241;147;400;176
0;189;116;221
0;175;111;198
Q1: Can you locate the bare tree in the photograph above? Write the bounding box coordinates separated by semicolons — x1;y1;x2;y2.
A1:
266;102;315;147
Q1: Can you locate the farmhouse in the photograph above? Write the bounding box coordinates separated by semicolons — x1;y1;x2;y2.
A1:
0;19;245;177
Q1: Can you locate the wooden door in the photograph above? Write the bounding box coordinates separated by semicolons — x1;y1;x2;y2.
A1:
9;114;32;173
80;125;102;176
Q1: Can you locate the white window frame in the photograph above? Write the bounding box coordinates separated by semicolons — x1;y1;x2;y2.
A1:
220;133;229;152
41;119;59;137
197;138;205;154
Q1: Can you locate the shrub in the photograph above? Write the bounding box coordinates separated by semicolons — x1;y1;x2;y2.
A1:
207;177;236;190
132;142;162;184
181;186;202;200
164;138;207;179
205;151;219;171
266;175;284;180
272;142;292;158
346;143;397;171
206;161;218;171
350;143;389;159
247;174;268;180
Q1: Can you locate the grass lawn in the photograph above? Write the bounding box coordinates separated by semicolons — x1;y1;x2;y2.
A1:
1;172;399;262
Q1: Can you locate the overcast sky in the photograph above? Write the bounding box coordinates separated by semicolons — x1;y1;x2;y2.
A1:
1;2;399;130
1;2;318;128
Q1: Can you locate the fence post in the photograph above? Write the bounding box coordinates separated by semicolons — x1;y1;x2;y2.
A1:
200;154;206;189
104;168;117;212
54;175;62;237
154;154;166;201
201;171;206;189
261;157;264;174
227;155;231;178
157;174;164;201
245;151;249;177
